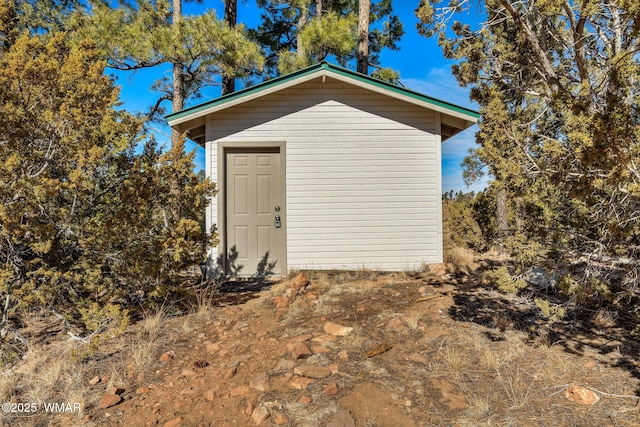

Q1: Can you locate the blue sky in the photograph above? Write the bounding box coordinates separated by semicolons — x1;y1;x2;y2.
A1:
112;0;487;194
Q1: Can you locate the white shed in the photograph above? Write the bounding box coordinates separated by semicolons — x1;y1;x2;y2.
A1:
167;62;478;276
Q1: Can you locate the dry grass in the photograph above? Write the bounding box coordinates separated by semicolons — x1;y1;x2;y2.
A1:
445;246;476;272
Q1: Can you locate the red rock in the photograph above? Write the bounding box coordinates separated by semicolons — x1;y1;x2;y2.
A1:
250;372;270;391
337;350;349;361
287;340;312;359
163;417;183;427
327;410;356;427
99;394;122;409
323;382;339;395
273;359;296;371
206;343;221;353
305;291;318;300
323;322;353;337
106;386;125;395
251;405;270;425
312;345;331;354
223;366;238;379
298;395;312;404
407;353;429;364
385;316;407;333
135;387;150;394
159;352;174;362
230;385;249;396
89;376;101;385
293;365;332;379
288;376;314;389
245;402;254;415
273;296;289;308
204;389;217;401
274;413;288;425
293;272;310;289
181;368;196;377
311;334;338;343
180;386;195;395
564;384;600;405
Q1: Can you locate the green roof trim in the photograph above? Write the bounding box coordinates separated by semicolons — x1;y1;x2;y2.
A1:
166;62;480;123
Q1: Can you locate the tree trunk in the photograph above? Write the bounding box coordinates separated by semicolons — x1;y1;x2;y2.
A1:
315;0;322;20
221;0;237;95
171;0;184;147
297;6;309;59
497;187;508;254
357;0;370;75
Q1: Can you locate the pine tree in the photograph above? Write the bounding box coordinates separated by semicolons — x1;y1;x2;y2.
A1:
221;0;238;95
417;0;640;296
253;0;403;79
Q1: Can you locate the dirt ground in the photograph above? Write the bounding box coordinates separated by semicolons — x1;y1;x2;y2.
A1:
3;264;640;427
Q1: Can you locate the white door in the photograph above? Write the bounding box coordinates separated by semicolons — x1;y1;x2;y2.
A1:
226;150;284;276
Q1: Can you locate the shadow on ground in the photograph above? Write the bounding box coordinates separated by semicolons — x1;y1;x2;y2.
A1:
447;259;640;395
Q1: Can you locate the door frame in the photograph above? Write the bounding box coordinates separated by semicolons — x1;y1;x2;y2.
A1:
217;141;287;277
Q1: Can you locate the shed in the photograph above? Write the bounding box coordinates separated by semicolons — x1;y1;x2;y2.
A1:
167;62;478;276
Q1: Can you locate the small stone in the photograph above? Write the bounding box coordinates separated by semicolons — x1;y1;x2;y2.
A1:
223;366;238;379
106;386;126;395
322;382;339;395
135;387;150;395
89;376;101;385
323;322;353;337
326;410;356;427
293;272;310;289
287;340;312;359
245;402;254;415
311;334;338;343
274;413;288;425
337;350;349;361
181;368;196;377
99;394;122;409
204;389;216;401
230;385;249;396
385;317;407;333
294;365;332;379
584;360;596;369
163;417;182;427
250;372;270;392
288;376;315;389
273;359;296;372
312;345;331;354
251;405;270;425
159;352;174;363
407;353;429;364
564;384;600;405
206;343;221;353
357;306;366;313
298;395;312;404
180;386;195;395
273;296;289;308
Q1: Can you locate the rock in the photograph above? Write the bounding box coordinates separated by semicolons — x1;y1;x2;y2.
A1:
385;317;407;333
274;413;288;425
357;306;366;313
312;345;331;354
326;410;356;427
293;272;310;289
135;387;150;395
427;263;448;276
250;372;270;392
407;353;429;364
89;376;101;385
273;359;296;372
564;384;600;405
159;352;174;362
287;340;312;359
180;386;195;395
230;385;249;396
298;395;312;404
181;368;196;377
251;405;270;425
337;350;349;361
323;322;353;337
245;402;254;415
322;382;339;395
288;376;315;389
106;386;126;395
204;389;216;401
526;266;557;289
99;394;122;409
163;417;183;427
273;296;289;308
223;366;238;379
294;365;332;379
206;342;221;353
312;334;338;343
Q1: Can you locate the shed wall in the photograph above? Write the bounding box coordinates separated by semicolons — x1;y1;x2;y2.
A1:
206;78;442;272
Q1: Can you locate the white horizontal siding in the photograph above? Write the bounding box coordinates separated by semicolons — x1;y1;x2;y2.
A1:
206;77;442;271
